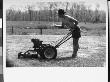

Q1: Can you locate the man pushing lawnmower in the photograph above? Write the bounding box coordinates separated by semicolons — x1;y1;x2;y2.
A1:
18;9;81;59
54;9;81;58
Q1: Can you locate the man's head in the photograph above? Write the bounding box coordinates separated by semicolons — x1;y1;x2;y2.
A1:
58;9;66;18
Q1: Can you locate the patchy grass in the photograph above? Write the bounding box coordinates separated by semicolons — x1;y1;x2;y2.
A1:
6;21;106;35
6;35;106;67
6;21;106;29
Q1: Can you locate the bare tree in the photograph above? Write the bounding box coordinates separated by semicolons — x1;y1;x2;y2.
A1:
25;5;35;21
65;2;70;12
6;8;15;21
93;4;100;23
47;2;54;21
6;2;106;23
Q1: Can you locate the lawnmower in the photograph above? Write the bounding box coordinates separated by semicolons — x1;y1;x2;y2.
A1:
18;29;73;60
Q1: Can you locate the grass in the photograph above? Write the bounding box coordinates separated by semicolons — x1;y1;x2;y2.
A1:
6;21;106;29
6;21;106;67
6;21;106;35
6;35;106;67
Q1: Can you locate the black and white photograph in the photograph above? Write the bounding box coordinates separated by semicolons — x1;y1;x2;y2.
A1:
4;0;108;82
5;0;107;67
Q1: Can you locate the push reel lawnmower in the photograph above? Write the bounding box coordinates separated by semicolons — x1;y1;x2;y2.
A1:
18;29;73;60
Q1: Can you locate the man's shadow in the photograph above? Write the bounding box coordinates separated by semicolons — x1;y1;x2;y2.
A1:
37;56;77;62
55;56;75;61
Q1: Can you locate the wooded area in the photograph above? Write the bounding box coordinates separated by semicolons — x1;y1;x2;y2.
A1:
6;2;106;23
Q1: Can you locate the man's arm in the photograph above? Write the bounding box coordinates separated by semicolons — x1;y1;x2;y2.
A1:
54;24;62;28
52;23;65;28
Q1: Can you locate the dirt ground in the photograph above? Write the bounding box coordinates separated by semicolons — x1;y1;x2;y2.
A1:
6;35;106;67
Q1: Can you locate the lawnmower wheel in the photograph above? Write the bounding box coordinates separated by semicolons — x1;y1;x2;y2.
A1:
18;52;24;59
41;46;57;60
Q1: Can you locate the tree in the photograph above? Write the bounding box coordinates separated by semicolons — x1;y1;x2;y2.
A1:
93;4;100;23
65;2;70;12
25;5;35;21
47;2;55;21
6;2;106;23
6;8;15;21
79;2;87;23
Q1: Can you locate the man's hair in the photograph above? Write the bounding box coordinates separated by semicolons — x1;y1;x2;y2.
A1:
58;9;66;15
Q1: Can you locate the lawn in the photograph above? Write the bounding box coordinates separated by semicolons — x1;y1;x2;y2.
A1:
6;21;106;35
6;21;106;67
6;35;106;67
6;21;106;29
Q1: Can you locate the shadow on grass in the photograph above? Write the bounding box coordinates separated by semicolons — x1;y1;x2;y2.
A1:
55;56;75;61
0;74;3;82
32;56;76;62
6;59;14;67
7;54;105;67
16;56;74;62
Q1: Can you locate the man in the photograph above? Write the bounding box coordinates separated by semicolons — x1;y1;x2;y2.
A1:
54;9;81;58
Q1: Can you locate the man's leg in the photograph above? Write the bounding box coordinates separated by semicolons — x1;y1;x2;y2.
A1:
72;38;79;58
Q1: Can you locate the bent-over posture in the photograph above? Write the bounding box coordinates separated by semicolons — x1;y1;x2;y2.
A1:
55;9;81;58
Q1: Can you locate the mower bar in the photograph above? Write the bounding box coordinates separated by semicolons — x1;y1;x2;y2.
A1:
55;31;72;48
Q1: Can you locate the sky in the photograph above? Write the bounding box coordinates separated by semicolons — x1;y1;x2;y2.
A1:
4;0;107;11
